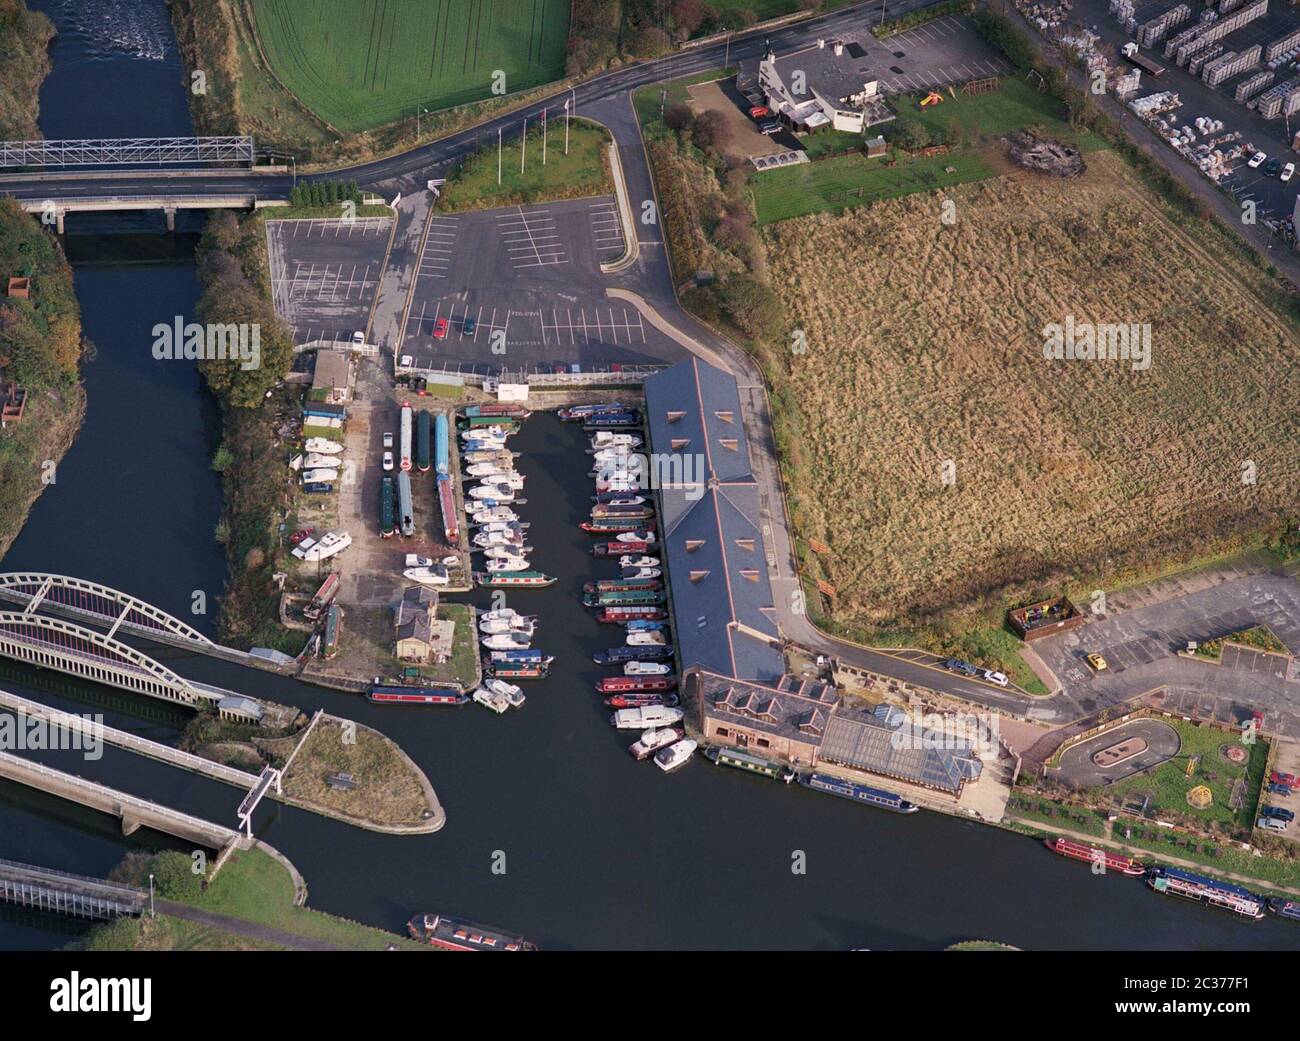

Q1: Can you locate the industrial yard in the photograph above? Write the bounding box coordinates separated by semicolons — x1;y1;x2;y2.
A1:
765;149;1300;629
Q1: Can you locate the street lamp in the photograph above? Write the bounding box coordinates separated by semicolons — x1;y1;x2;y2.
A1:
416;107;429;139
148;873;155;918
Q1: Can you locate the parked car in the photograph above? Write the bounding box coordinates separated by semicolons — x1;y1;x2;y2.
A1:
289;527;314;545
1282;162;1296;183
382;450;394;471
463;315;477;336
943;658;979;677
1271;770;1299;787
1264;157;1282;177
1248;151;1267;168
1085;653;1108;672
1258;816;1288;832
382;431;394;449
757;120;783;136
303;482;333;494
981;669;1009;687
1268;782;1294;797
749;105;771;120
1262;805;1295;822
352;330;365;346
433;316;449;339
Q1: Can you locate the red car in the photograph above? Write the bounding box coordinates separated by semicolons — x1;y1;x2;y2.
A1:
1271;770;1299;788
749;105;771;120
433;316;449;339
289;527;314;545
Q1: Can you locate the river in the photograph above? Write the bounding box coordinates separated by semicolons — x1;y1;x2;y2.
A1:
0;0;1294;950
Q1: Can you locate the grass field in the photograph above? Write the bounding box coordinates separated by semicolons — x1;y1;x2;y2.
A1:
764;150;1300;628
437;119;612;211
250;0;571;132
1106;720;1267;830
752;80;1101;223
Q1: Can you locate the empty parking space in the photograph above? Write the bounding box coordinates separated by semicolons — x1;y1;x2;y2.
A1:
495;206;569;269
265;217;393;347
589;199;625;257
540;304;645;346
838;17;1015;94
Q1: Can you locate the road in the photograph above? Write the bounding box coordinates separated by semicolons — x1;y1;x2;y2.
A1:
6;0;1292;728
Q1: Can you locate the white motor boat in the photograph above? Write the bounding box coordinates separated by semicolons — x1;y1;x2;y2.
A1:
482;545;533;560
622;568;661;580
403;565;450;586
305;437;344;455
469;506;520;525
619;555;659;568
479;608;535;625
610;705;684;730
478;520;529;534
591;432;642;451
482;632;532;651
466;463;523;481
301;468;340;484
654;739;697;773
292;531;352;562
463;450;519;466
625;661;671;676
303;453;342;470
405;553;458;568
483;677;525;709
468;484;516;501
473;530;525;548
629;726;683;759
597;478;641;494
479;616;537;635
616;531;657;544
602;497;647;507
486;556;531;573
627;630;667;646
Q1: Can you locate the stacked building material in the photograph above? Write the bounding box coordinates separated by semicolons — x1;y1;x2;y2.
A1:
1253;75;1300;117
1235;68;1274;101
1137;4;1190;47
1189;44;1225;75
1265;27;1300;62
1203;44;1260;85
1163;0;1267;61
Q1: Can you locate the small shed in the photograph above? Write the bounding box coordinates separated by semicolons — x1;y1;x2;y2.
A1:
217;695;265;725
312;350;352;403
865;135;887;158
6;276;30;299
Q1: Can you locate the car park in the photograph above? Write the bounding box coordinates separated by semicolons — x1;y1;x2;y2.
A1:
1248;151;1267;168
1282;162;1296;183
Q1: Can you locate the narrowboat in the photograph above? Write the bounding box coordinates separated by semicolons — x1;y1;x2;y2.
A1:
584;412;641;430
582;591;666;608
407;912;536;951
596;606;667;623
580;519;655;535
416;410;432;472
798;772;919;813
437;476;459;543
597;675;677;694
704;746;796;783
584;577;661;594
380;475;396;537
593;645;673;665
399;401;413;471
322;604;342;658
462;414;521;433
559;402;626;422
489;648;554;665
368;683;469;706
302;573;340;622
1146;867;1266;919
463;403;531;420
592;504;654;520
1267;897;1300;921
435;412;450;476
484;660;550;680
604;693;678;709
474;570;557;588
593;540;653;557
1043;837;1145;876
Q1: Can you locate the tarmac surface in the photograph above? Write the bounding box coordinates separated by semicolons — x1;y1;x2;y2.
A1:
1053;717;1182;788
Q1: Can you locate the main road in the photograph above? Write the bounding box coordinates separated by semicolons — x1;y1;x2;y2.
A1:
0;0;1079;723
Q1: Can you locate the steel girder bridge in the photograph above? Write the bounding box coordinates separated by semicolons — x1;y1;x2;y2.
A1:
0;136;256;168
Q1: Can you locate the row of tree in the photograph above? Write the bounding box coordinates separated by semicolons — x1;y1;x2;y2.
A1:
288;180;364;210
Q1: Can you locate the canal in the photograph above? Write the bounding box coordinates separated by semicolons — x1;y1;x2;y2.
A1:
1;0;1295;950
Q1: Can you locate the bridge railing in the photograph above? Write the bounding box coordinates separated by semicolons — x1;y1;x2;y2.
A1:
0;136;255;169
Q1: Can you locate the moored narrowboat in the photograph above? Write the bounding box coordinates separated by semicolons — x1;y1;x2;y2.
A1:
704;745;796;782
798;772;919;813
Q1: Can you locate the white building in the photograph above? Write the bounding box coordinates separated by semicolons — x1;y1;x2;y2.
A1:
755;38;889;134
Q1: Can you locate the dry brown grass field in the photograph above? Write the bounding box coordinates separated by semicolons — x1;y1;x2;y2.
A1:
765;151;1300;628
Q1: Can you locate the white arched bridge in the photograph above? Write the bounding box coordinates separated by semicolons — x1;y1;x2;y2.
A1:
0;612;205;706
0;572;213;647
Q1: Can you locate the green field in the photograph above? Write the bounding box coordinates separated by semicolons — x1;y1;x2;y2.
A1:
437;119;612;211
250;0;571;132
751;79;1103;224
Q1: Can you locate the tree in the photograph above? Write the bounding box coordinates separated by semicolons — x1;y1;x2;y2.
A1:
628;26;672;59
150;851;204;901
891;116;931;151
692;109;729;153
718;272;786;339
672;0;713;35
663;102;694;133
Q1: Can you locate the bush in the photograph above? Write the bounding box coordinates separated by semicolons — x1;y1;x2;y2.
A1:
150;850;204;901
718;272;786;339
890;116;932;151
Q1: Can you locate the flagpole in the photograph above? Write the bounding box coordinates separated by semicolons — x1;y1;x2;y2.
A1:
521;116;527;175
497;126;502;185
543;107;548;165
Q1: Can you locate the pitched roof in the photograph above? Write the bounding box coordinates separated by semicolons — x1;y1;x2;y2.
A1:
644;359;783;682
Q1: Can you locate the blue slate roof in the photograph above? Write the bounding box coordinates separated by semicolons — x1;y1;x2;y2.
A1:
644;359;783;682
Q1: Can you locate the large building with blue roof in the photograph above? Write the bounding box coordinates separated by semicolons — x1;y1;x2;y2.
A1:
642;357;785;683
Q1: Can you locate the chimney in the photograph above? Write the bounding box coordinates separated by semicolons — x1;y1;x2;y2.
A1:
817;37;826;48
833;40;844;56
